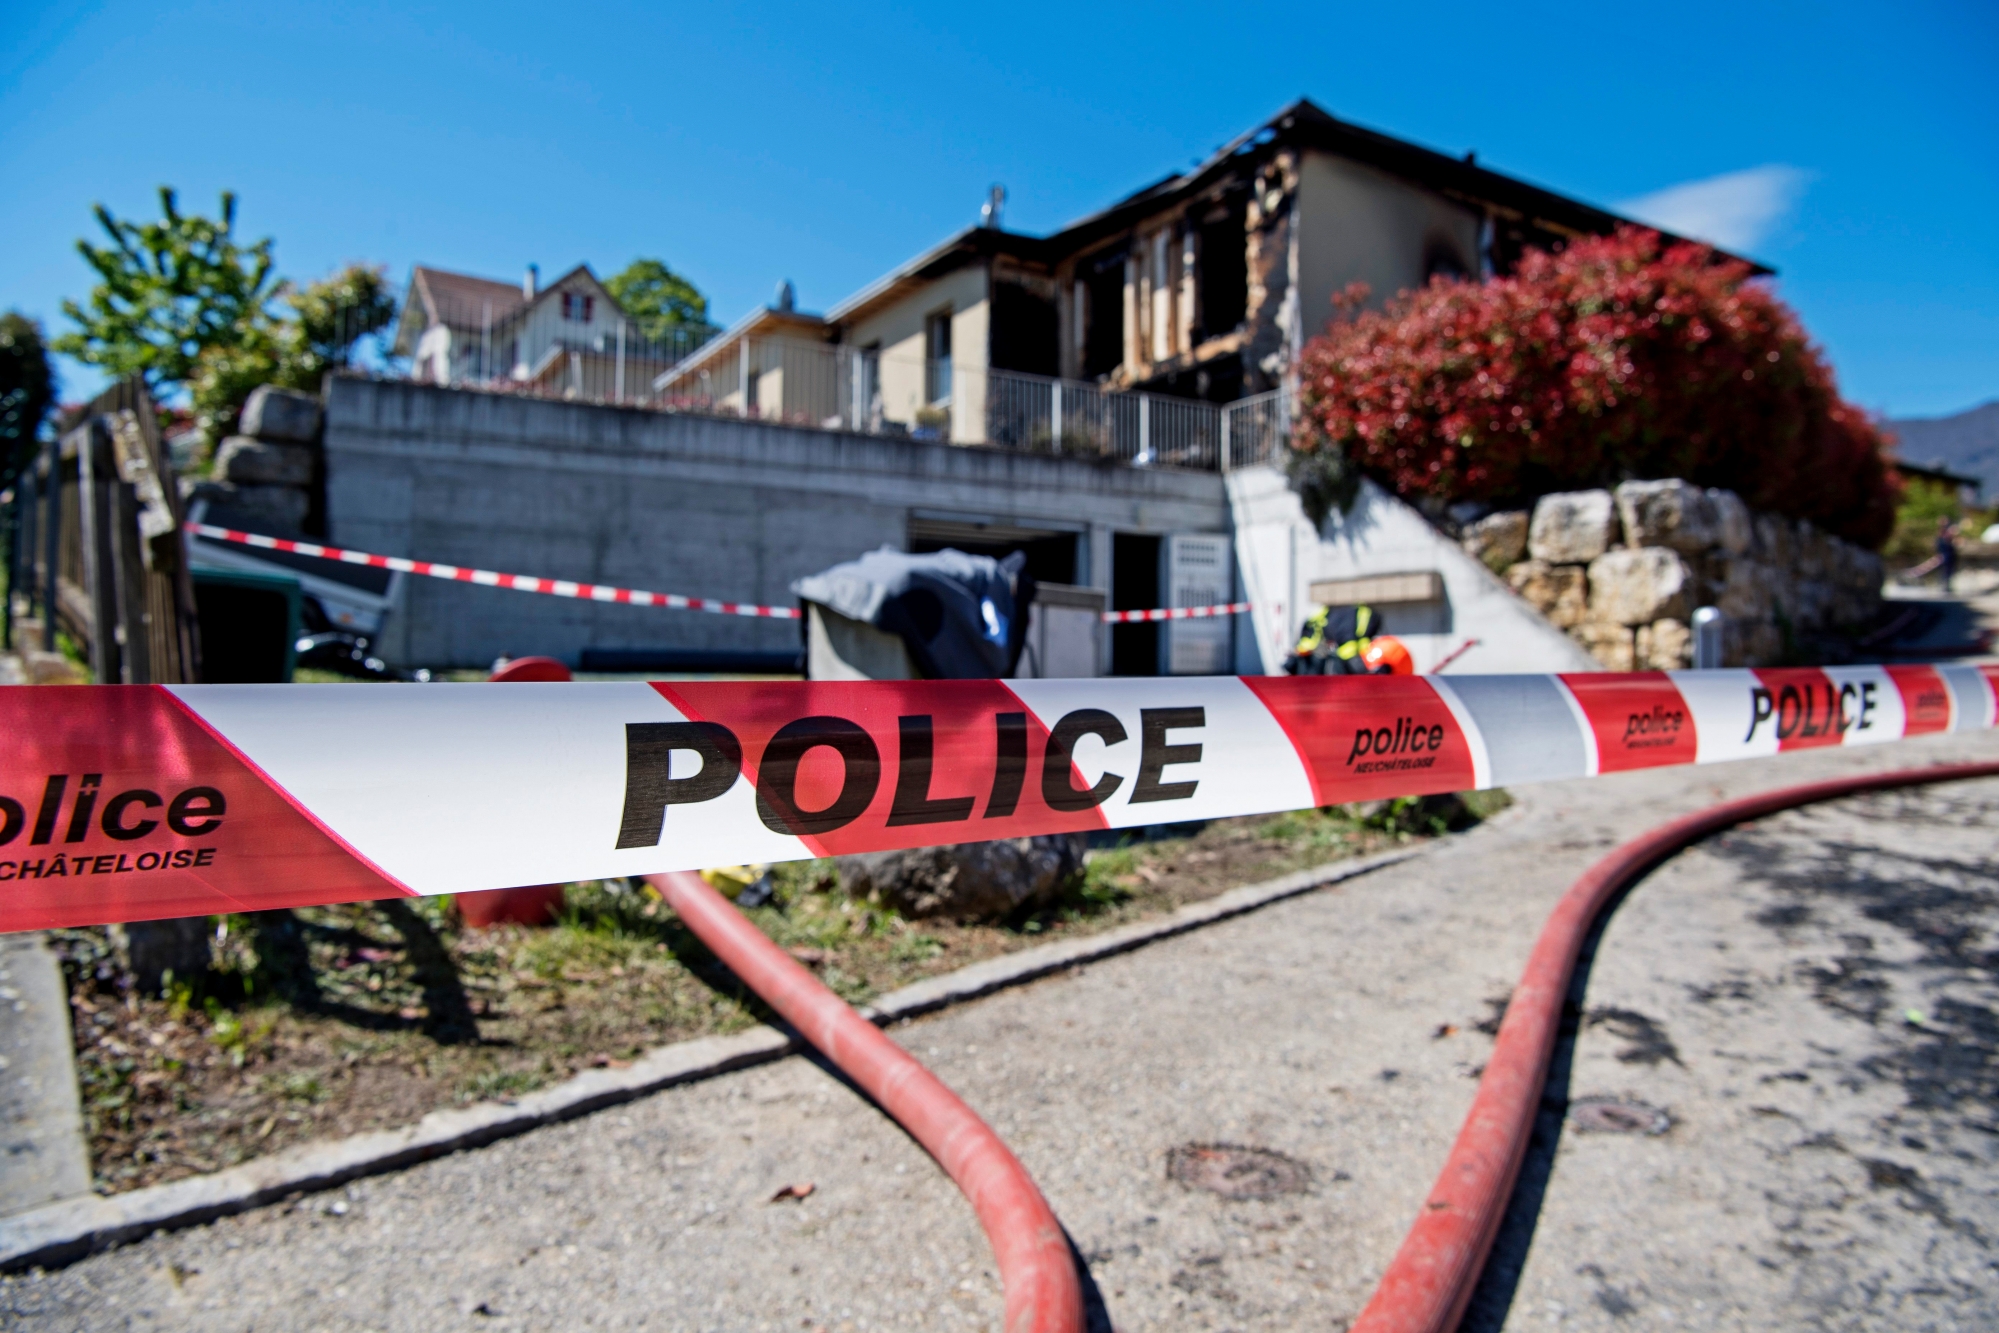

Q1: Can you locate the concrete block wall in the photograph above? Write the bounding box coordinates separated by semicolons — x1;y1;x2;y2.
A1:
323;378;1229;669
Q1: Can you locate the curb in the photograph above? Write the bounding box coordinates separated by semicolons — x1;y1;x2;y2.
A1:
0;843;1423;1272
0;935;93;1218
862;845;1421;1025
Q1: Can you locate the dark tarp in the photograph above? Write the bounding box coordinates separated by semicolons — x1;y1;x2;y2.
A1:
792;546;1035;679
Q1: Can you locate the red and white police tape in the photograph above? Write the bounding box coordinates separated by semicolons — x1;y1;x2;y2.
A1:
185;522;803;619
187;522;1248;626
2;665;1993;933
1101;602;1252;623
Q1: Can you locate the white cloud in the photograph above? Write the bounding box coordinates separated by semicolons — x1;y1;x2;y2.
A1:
1617;165;1812;254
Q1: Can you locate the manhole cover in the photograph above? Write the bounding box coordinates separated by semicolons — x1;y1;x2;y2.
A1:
1569;1097;1671;1135
1166;1143;1311;1198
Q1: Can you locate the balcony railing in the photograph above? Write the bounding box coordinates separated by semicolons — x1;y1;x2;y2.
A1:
376;289;1296;473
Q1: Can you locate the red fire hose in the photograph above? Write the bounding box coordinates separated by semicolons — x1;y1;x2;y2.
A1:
644;871;1084;1333
1351;760;1999;1333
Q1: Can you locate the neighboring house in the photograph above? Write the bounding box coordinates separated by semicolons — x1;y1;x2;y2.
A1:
393;263;639;394
669;98;1759;440
654;285;841;425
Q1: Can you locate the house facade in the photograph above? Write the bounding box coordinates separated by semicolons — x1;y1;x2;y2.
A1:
653;295;845;426
393;263;639;396
341;103;1752;678
667;99;1748;445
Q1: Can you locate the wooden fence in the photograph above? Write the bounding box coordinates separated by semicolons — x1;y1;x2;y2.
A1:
12;377;201;684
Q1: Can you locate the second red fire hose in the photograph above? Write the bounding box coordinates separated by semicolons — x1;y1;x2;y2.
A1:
1348;760;1999;1333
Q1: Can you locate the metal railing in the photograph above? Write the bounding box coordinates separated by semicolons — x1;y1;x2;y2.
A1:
985;369;1218;468
982;373;1290;473
1222;387;1292;470
373;288;1303;473
395;289;713;407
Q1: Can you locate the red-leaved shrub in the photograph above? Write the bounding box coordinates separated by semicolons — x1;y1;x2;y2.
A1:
1292;227;1900;547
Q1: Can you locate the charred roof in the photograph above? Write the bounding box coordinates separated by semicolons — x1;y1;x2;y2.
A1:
1046;98;1770;275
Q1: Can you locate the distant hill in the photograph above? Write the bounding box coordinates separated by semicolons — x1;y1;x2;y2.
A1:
1888;400;1999;495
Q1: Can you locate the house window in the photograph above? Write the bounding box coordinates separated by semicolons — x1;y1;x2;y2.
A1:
561;292;595;322
925;309;952;404
861;343;882;423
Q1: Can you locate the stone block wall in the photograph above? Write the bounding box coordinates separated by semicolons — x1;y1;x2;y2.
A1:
180;386;325;538
1458;479;1883;669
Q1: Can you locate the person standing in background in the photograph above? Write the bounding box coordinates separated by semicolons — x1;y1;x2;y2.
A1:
1936;516;1961;593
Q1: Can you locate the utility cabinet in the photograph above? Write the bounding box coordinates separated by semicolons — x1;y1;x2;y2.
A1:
1013;582;1105;678
1161;533;1234;675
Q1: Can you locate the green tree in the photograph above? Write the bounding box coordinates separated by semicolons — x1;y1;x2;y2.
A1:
604;258;713;344
282;263;397;386
187;264;399;446
1882;476;1992;565
187;330;282;448
0;313;56;489
53;188;278;395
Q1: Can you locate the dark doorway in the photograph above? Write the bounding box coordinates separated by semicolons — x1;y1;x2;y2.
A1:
908;532;1077;586
1110;532;1161;676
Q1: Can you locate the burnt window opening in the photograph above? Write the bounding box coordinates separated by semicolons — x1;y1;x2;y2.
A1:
1422;237;1471;285
990;279;1059;377
1487;222;1572;278
1081;249;1126;379
1196;193;1249;339
1132;358;1243;404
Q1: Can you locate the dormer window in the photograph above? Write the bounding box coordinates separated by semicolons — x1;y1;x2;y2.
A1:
561;292;595;322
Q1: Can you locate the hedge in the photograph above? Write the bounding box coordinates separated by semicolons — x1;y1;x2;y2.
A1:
1292;227;1900;547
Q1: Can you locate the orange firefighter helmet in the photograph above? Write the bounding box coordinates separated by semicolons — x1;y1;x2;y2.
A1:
1361;635;1415;675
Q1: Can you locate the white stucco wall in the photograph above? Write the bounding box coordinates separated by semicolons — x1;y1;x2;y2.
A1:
510;279;625;380
1292;151;1484;342
1227;467;1598;675
845;265;989;440
415;325;455;384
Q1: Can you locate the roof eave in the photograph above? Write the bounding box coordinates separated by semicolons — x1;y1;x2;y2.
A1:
824;227;1054;326
1041;97;1773;276
654;305;830;384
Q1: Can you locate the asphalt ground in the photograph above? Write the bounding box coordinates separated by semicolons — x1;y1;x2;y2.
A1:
4;732;1997;1332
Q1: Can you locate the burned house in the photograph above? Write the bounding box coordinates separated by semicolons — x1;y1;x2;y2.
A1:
675;98;1725;438
324;102;1748;678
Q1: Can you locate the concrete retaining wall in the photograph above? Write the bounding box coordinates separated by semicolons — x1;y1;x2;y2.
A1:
323;378;1229;669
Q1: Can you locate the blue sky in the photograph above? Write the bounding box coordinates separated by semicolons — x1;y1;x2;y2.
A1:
3;0;1993;419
